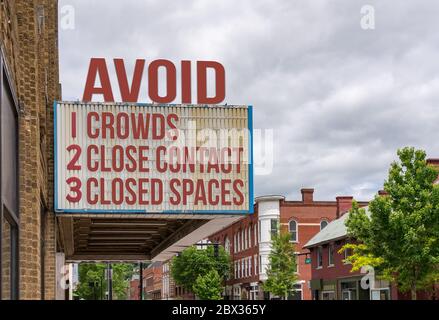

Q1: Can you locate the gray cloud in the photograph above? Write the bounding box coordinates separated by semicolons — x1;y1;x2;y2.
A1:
59;0;439;201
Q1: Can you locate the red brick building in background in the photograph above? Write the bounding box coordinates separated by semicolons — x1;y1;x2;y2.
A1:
304;158;439;300
143;262;162;300
209;189;367;300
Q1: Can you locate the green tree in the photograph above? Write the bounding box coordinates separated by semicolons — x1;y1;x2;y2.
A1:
74;263;135;300
170;245;230;299
263;229;298;299
192;269;223;300
343;147;439;300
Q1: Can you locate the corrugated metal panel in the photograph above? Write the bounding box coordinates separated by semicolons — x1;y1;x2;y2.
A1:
55;102;253;215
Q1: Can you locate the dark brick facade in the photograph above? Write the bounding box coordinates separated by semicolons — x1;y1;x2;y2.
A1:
0;0;60;299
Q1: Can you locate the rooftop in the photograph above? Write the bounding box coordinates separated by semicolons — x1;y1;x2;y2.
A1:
303;206;370;248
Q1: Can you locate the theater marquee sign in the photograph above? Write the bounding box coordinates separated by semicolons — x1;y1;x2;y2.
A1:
54;102;253;214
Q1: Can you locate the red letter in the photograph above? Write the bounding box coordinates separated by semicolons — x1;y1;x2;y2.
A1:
102;112;115;139
156;146;167;173
148;59;177;103
87;145;99;172
139;146;149;173
87;178;99;205
112;178;124;205
181;60;192;104
233;180;244;205
125;178;137;205
72;112;77;138
197;61;225;104
169;179;181;205
116;112;130;139
114;59;145;103
83;58;114;102
125;146;137;172
87;112;100;138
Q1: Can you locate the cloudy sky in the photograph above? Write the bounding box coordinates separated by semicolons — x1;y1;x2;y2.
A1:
58;0;439;201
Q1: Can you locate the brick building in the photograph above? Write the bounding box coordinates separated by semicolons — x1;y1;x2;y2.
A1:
0;0;60;299
304;159;439;300
209;189;366;300
143;261;162;300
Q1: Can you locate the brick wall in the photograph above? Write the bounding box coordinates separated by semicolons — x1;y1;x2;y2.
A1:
0;0;60;300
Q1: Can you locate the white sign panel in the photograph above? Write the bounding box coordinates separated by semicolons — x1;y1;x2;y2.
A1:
55;102;253;214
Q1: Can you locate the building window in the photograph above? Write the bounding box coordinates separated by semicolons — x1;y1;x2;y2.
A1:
225;237;230;254
241;260;245;278
254;255;258;275
317;246;323;268
1;57;19;300
295;253;300;273
320;220;328;230
344;247;353;264
248;225;252;247
328;244;334;266
254;224;258;245
249;257;252;276
241;229;245;250
270;219;278;240
288;220;298;242
244;259;247;278
235;261;238;279
258;221;261;242
321;291;336;300
243;229;247;250
289;283;303;300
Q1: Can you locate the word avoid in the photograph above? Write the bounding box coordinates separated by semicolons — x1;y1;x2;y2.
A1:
83;58;226;104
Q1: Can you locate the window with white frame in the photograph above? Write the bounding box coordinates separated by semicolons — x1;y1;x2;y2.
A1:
225;236;230;254
344;247;353;264
320;220;329;230
289;220;298;242
248;225;252;247
241;259;245;278
235;261;238;279
249;257;252;276
317;246;323;268
244;259;247;277
241;230;244;250
255;224;258;245
270;219;278;240
248;227;251;248
243;228;247;250
258;221;261;242
328;244;334;266
254;255;258;275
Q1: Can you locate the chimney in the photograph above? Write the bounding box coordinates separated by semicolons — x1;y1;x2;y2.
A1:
336;196;353;219
301;188;314;204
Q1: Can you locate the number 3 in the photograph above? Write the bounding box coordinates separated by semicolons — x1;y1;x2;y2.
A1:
66;177;82;203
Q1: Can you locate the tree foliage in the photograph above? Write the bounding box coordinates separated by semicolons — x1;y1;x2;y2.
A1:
344;147;439;299
192;269;223;300
74;263;135;300
170;245;230;299
262;229;298;299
